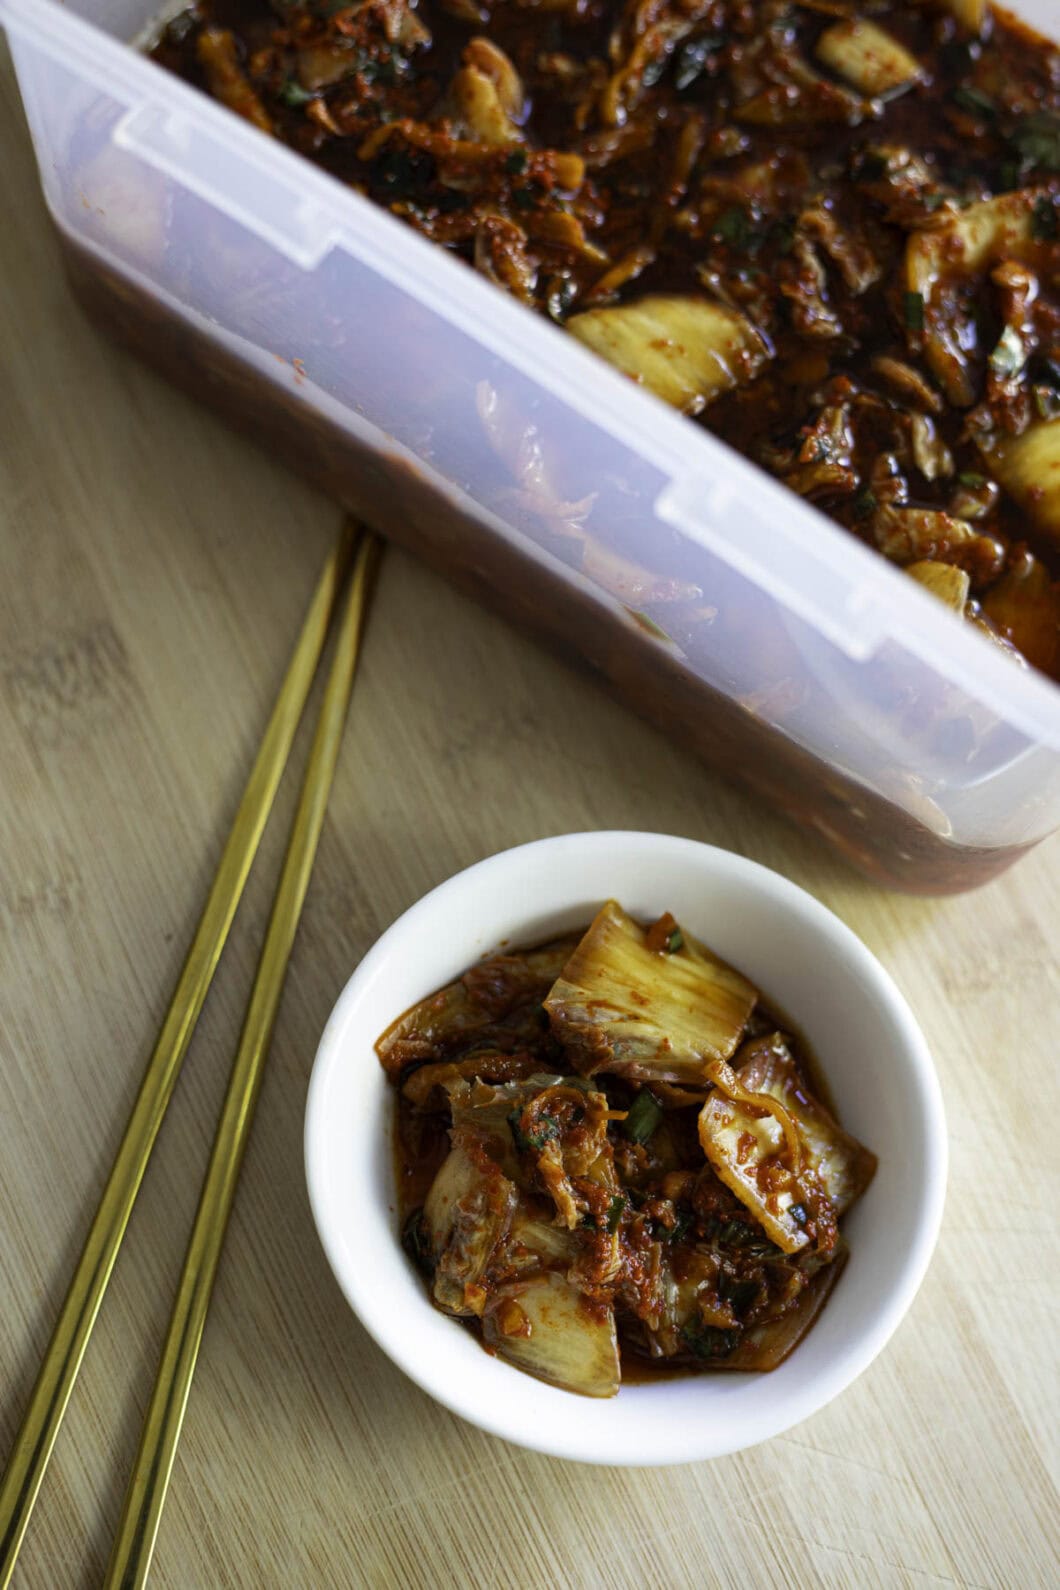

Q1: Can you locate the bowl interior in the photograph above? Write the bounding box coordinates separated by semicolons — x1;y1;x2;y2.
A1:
306;832;946;1465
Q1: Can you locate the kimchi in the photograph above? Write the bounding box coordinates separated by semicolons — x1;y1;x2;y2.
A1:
153;1;1060;679
377;901;875;1395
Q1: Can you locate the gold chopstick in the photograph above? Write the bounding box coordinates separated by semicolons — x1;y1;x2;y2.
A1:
104;530;381;1590
0;524;356;1590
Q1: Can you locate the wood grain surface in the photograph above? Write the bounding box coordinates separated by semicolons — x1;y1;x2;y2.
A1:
2;43;1058;1590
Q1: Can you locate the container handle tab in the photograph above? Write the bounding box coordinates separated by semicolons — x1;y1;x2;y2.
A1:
113;101;338;271
655;469;891;662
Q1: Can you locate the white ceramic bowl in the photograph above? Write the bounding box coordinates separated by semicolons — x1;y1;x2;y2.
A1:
305;832;946;1465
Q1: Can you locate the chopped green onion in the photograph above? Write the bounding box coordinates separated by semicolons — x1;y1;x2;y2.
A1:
665;928;684;954
507;1108;559;1152
958;471;986;488
640;52;668;90
279;79;314;107
715;1217;758;1246
505;148;528;176
1010;112;1060;175
714;206;753;249
656;1208;693;1244
507;1109;529;1149
621;1090;664;1145
604;1194;626;1233
674;35;722;92
905;290;925;331
953;85;995;119
529;1117;559;1149
854;488;878;520
680;1321;740;1359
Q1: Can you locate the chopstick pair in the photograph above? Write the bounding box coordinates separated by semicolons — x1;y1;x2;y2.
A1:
0;520;380;1589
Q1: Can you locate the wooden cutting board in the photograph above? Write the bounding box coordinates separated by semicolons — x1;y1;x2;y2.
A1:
1;45;1057;1590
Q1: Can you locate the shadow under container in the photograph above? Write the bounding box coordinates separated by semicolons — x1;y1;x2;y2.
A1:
3;0;1060;893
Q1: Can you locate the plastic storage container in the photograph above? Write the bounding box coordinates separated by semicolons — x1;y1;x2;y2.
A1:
3;0;1060;892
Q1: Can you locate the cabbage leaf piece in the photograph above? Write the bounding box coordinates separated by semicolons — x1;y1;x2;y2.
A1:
508;1208;579;1268
637;1245;735;1358
698;1036;875;1254
403;1050;552;1110
698;1061;813;1254
816;20;923;97
736;1034;877;1216
636;1226;839;1366
704;1250;848;1371
544;900;757;1084
376;936;578;1076
982;553;1060;676
566;296;770;415
446;1074;557;1177
906;191;1048;403
451;60;521;147
979;416;1060;549
516;1082;621;1230
905;559;971;612
423;1133;518;1315
481;1271;620;1397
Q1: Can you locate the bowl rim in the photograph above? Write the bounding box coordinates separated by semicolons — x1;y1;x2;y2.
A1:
305;830;948;1464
